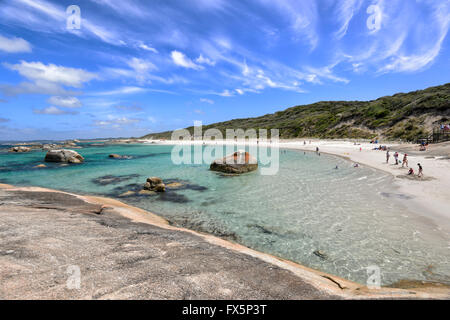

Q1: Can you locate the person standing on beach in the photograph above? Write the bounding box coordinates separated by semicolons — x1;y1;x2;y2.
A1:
386;150;390;163
394;152;399;165
402;154;408;167
417;163;423;178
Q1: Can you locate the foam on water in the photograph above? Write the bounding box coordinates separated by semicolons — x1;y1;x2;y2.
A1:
0;143;449;286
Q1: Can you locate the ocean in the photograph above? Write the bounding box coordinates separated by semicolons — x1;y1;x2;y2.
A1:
1;142;449;286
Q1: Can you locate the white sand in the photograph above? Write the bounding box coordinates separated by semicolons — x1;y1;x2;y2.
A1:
144;138;450;233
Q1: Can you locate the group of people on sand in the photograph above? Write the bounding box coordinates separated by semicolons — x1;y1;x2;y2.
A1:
385;149;423;178
374;145;388;151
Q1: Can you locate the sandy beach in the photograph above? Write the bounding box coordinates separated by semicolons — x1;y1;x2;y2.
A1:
149;138;450;234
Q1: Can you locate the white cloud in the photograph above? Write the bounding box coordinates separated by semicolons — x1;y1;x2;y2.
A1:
334;0;363;40
47;96;82;108
94;86;148;96
94;117;142;127
171;51;204;70
0;81;76;96
139;43;158;53
91;0;150;19
33;106;78;115
4;61;97;88
305;65;349;84
0;34;32;53
2;0;123;46
256;0;319;50
219;89;234;97
92;86;176;96
127;57;157;73
200;98;214;104
379;1;450;73
126;57;158;83
196;54;216;66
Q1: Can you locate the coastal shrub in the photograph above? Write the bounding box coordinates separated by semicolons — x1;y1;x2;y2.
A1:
143;83;450;142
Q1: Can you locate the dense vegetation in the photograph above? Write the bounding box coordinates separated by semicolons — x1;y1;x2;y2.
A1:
143;83;450;142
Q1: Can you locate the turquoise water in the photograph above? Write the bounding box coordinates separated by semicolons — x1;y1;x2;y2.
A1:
0;143;449;286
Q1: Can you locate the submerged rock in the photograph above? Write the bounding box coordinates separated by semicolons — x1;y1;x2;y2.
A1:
109;154;132;159
138;189;157;196
143;177;166;192
165;182;184;189
210;150;258;174
313;250;328;260
92;174;139;186
9;146;31;153
45;149;85;164
119;191;136;197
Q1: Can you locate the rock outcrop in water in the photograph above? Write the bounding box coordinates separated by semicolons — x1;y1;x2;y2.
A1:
143;177;166;192
210;150;258;174
9;146;31;153
109;154;132;159
45;149;84;164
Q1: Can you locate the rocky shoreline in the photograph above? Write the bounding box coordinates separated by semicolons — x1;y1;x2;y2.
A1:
0;183;448;299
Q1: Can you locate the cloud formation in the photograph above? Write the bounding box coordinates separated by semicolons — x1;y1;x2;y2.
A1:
0;34;32;53
171;51;204;70
33;106;79;115
47;96;82;108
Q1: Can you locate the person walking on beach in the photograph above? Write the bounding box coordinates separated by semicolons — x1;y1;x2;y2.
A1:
417;163;423;178
394;152;399;165
402;153;408;167
386;150;390;163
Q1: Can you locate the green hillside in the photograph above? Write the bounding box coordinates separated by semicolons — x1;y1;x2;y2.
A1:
143;83;450;142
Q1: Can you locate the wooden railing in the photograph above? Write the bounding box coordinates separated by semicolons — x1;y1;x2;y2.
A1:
417;126;450;144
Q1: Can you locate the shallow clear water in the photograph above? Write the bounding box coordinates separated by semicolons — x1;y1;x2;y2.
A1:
0;143;449;286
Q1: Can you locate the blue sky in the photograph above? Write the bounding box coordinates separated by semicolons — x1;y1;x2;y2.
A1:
0;0;449;140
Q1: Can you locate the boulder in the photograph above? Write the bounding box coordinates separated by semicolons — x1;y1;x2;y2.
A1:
45;149;84;164
9;146;31;153
42;144;60;151
210;150;258;174
143;177;165;192
138;190;156;196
